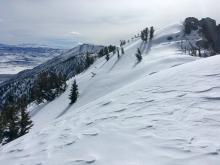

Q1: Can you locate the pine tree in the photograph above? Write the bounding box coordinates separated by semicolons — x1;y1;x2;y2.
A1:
121;47;125;54
150;26;155;40
120;40;126;47
0;113;4;144
98;49;104;57
105;53;110;61
18;97;33;137
113;48;116;55
135;48;142;62
145;28;149;41
141;27;149;42
85;52;94;68
69;80;79;105
198;47;202;57
2;103;20;144
31;71;67;103
117;47;120;58
104;47;109;55
0;95;34;145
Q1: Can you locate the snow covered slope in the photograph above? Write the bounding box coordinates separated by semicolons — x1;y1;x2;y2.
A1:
1;24;220;165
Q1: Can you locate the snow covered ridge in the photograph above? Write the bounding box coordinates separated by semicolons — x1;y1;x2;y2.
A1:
0;44;103;111
1;24;220;163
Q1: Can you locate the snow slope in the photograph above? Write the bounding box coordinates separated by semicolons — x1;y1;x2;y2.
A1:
1;24;220;165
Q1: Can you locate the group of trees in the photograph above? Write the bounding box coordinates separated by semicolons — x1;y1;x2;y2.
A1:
85;52;95;68
98;45;117;61
141;26;155;42
0;96;33;144
31;71;67;103
98;44;126;62
180;39;210;57
0;71;68;145
183;46;202;57
98;45;116;58
120;40;126;47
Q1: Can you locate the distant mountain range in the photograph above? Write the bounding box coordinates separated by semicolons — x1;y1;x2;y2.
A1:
0;43;64;78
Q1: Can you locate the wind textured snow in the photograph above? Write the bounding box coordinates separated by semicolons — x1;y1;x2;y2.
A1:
1;24;220;165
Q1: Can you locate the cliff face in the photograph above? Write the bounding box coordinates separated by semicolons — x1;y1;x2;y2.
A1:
184;17;220;53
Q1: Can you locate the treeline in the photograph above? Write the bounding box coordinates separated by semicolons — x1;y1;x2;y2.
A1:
98;45;117;58
179;40;215;57
31;72;67;103
98;45;119;61
135;26;155;62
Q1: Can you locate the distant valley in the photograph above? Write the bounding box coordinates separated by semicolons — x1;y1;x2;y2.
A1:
0;44;64;83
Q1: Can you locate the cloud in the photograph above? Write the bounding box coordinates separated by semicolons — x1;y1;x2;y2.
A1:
70;31;81;36
0;0;220;47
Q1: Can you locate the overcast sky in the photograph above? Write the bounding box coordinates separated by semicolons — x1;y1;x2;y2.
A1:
0;0;220;48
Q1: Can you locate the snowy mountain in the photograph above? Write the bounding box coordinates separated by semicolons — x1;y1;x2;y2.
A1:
0;43;64;77
1;20;220;165
0;44;103;110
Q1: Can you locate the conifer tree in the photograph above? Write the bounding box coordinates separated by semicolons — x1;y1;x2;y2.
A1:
104;47;109;55
141;27;149;42
0;113;4;144
2;103;20;144
0;95;33;145
85;52;94;68
18;97;33;137
105;53;110;61
135;48;142;62
98;49;104;57
120;40;126;47
150;26;155;40
69;80;79;105
198;47;202;57
117;47;120;58
113;48;116;55
121;47;125;54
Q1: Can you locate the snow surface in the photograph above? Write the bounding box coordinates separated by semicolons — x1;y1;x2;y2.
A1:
1;23;220;165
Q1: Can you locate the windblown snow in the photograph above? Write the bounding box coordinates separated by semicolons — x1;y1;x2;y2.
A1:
1;24;220;165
